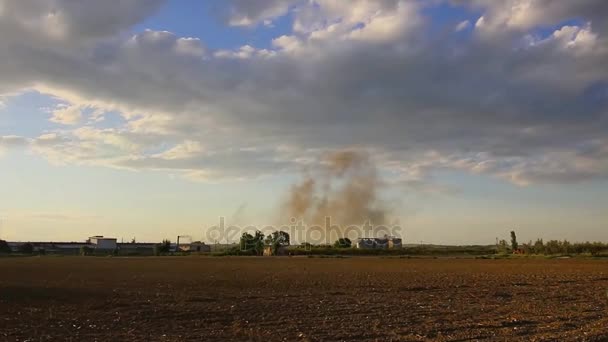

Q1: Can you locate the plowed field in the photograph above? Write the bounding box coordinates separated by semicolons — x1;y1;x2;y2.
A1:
1;257;607;341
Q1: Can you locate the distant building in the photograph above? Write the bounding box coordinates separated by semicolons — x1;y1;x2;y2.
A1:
356;238;376;249
375;237;389;249
191;242;211;252
388;238;403;249
178;241;211;253
8;241;87;254
6;237;161;255
117;242;157;255
88;236;117;250
356;236;403;249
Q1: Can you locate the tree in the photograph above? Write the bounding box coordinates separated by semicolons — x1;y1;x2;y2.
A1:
265;231;290;255
334;238;352;248
510;231;518;252
154;239;172;255
19;243;34;254
0;240;11;254
533;238;544;254
240;231;265;255
497;239;509;254
80;245;93;256
520;241;531;254
545;240;561;255
562;240;572;254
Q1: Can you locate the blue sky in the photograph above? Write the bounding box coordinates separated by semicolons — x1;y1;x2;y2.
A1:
0;0;607;244
135;2;296;50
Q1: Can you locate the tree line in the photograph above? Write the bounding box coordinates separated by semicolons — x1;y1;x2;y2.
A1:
2;231;608;256
497;231;608;256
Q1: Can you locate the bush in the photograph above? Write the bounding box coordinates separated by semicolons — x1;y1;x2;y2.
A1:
19;243;34;254
333;238;352;248
0;240;11;254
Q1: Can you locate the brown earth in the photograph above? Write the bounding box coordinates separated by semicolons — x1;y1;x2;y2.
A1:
1;256;607;341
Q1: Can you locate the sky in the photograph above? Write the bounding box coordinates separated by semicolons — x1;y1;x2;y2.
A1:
0;0;607;245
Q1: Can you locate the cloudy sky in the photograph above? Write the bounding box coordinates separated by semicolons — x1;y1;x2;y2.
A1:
1;0;607;244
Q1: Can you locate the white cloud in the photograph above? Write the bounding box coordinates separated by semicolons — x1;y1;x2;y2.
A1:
155;140;204;160
49;104;82;125
455;20;470;32
0;0;607;188
551;24;598;52
214;44;275;59
468;0;608;37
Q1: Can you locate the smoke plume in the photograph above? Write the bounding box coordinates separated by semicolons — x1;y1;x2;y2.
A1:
282;150;389;228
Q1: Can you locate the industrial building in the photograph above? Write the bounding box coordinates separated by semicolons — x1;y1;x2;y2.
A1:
117;242;158;255
7;236;152;255
88;236;118;250
5;237;214;255
7;242;85;254
177;241;211;253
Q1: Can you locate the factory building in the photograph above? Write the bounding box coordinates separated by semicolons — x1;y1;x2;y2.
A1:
178;241;211;253
88;236;118;250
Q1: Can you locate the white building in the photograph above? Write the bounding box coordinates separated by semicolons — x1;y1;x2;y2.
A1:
88;236;117;250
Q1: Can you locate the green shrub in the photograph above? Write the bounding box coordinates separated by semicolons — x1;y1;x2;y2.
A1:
333;238;352;248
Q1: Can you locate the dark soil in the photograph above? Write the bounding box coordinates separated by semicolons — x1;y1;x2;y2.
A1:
1;257;607;341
